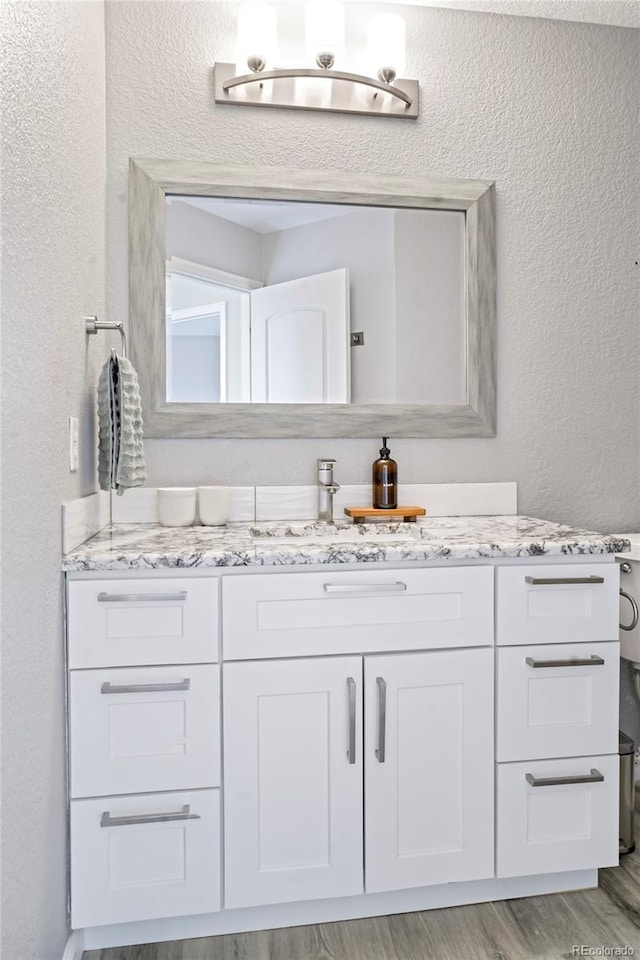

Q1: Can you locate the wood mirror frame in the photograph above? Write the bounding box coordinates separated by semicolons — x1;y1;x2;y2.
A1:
129;158;496;438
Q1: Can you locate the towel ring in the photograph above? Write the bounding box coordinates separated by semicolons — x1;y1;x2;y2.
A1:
620;588;639;632
85;316;127;358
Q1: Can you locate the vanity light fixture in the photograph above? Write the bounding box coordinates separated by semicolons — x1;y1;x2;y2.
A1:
213;0;419;120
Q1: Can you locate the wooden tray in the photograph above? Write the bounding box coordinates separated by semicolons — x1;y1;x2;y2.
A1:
344;506;427;524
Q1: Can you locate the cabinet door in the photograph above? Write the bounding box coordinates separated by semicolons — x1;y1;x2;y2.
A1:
365;648;494;893
224;656;363;908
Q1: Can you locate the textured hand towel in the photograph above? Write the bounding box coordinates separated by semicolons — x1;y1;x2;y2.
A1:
98;355;146;495
97;357;116;491
113;356;146;494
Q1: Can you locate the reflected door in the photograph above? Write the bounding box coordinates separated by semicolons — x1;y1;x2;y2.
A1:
250;268;350;403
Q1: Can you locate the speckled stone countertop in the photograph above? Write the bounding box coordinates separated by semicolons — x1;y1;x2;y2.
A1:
62;516;630;572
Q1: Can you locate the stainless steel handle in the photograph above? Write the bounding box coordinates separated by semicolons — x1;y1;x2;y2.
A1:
323;582;407;594
101;679;190;694
525;655;605;669
620;588;639;632
375;677;387;763
524;576;604;585
100;804;200;828
346;677;356;764
525;768;604;788
97;591;188;603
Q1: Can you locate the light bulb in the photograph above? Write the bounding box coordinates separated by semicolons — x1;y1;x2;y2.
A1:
367;13;406;83
305;0;345;70
236;1;277;74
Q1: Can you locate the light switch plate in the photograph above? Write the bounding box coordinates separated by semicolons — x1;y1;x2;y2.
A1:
69;417;79;472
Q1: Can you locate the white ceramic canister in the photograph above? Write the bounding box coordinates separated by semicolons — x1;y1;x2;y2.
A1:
198;486;230;526
157;488;197;527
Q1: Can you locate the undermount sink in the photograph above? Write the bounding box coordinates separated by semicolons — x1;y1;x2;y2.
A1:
249;521;422;546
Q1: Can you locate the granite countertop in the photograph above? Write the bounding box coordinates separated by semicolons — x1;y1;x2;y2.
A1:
62;516;631;572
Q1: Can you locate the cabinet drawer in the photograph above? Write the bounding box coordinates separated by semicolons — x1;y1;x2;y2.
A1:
496;642;619;762
70;789;220;928
223;567;494;659
69;664;220;797
496;564;619;646
68;578;218;668
496;754;618;878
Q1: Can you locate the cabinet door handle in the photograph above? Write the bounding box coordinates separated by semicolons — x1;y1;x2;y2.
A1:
100;804;200;828
524;576;604;585
525;768;604;788
101;679;191;694
346;677;356;765
97;591;188;603
323;582;407;594
525;655;605;669
375;676;387;763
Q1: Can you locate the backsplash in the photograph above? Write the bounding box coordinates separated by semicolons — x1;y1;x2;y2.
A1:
62;482;517;553
61;491;110;554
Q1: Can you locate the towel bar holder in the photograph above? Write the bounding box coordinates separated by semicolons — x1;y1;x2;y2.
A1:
85;316;127;358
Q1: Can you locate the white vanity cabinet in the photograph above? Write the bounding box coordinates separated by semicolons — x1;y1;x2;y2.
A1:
65;556;622;945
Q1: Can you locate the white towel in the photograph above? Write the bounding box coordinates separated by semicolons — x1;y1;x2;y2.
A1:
98;355;146;495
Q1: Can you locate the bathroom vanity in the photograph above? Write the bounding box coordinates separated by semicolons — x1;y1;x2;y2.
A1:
62;516;629;951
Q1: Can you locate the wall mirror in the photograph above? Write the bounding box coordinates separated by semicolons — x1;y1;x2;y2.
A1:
129;159;495;438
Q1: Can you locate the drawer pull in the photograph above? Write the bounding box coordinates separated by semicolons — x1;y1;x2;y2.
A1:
97;591;188;603
101;679;191;695
525;768;604;788
524;576;605;586
100;804;200;828
346;677;356;765
323;582;407;595
375;677;387;763
620;589;639;632
525;655;605;669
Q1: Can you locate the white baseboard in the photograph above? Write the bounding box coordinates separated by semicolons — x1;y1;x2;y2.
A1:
80;868;595;950
61;930;84;960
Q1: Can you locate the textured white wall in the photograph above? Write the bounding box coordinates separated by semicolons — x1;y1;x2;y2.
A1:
1;2;106;957
105;1;639;530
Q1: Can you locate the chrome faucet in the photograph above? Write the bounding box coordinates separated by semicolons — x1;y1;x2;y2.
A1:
317;459;340;523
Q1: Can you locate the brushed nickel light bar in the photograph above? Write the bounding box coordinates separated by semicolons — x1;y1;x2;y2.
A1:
214;3;419;120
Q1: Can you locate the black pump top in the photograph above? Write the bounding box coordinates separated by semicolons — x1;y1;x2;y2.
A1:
379;437;390;458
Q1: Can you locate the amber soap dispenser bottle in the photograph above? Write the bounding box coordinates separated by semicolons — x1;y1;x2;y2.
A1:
372;437;398;509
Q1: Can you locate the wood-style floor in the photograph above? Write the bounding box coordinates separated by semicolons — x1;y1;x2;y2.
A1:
85;802;640;960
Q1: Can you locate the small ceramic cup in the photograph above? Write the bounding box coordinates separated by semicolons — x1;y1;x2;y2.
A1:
157;488;197;527
198;486;230;526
